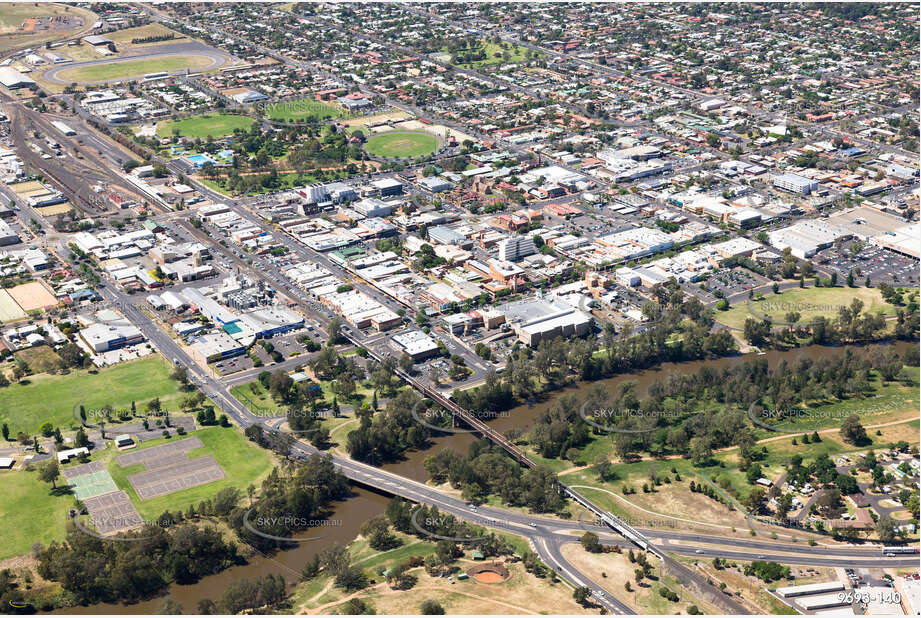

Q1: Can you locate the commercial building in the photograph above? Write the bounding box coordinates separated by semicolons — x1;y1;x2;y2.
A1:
0;68;35;89
352;197;391;218
776;582;846;598
773;173;819;195
392;329;440;360
193;331;246;362
79;322;145;353
498;235;537;262
371;177;404;197
768;220;849;259
499;298;592;346
0;220;20;246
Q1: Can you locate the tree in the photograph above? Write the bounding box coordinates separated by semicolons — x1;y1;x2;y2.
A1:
39;461;60;489
399;353;415;375
157;599;183;614
573;586;591;606
875;514;897;542
840;414;868;445
744;487;766;512
327;317;343;344
580;531;602;553
420;599;445;615
360;516;400;551
197;599;217;615
2;423;8;441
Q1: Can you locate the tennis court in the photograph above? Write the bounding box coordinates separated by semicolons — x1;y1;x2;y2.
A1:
115;436;203;467
61;460;104;480
83;491;144;534
70;469;119;500
128;454;226;500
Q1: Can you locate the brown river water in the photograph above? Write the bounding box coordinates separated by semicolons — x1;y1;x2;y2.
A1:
54;341;911;613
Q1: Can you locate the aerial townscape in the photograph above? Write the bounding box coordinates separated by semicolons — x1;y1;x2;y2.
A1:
0;2;918;616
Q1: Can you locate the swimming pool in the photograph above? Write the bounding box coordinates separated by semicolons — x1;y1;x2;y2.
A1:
187;153;215;167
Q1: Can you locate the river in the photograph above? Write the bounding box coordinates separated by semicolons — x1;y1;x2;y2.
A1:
56;341;911;613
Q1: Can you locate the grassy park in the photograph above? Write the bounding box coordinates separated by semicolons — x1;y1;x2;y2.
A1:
156;112;256;139
0;355;185;436
265;98;344;123
718;286;896;330
365;131;438;158
444;40;535;68
55;54;215;83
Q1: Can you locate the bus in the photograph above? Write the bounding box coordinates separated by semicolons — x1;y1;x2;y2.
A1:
882;546;919;556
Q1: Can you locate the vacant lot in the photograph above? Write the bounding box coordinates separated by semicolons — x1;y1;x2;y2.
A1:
0;355;184;435
55;54;215;83
561;543;720;615
365;131;438;158
14;346;63;374
719;286;895;330
265;98;344;122
157;113;255;139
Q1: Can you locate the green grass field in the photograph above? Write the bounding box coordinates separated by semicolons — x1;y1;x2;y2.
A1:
718;286;896;330
0;467;75;559
55;54;215;83
230;380;283;416
105;23;184;46
156;113;255;139
365;131;438;158
265;98;344;123
107;426;274;519
0;355;185;436
444;41;535;68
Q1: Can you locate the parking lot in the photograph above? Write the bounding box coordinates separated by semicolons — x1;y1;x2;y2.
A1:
696;266;771;300
816;243;918;287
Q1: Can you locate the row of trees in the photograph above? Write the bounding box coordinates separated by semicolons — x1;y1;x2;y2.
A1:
423;440;566;512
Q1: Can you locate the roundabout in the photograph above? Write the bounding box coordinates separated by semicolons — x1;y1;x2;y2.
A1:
364;130;440;159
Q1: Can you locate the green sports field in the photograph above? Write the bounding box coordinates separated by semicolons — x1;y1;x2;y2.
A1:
265;98;344;122
365;131;438;158
0;355;185;435
54;54;216;83
156;113;256;139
